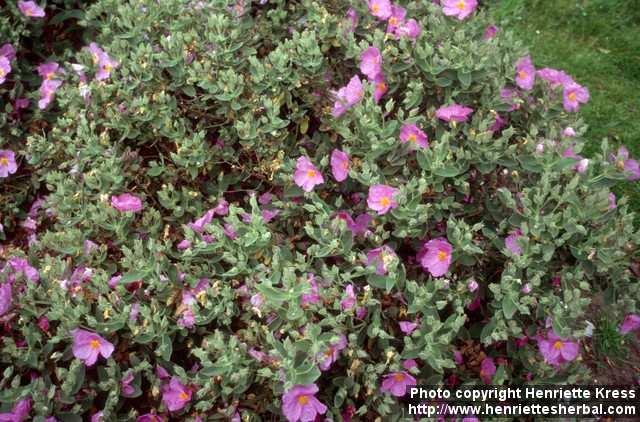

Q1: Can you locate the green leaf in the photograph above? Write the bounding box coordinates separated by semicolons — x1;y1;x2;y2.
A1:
502;295;518;319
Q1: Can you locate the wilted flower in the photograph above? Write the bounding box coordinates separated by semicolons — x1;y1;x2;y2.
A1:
380;371;416;397
318;334;348;370
515;56;535;90
293;156;324;192
399;321;418;335
162;377;192;412
537;330;579;366
479;357;496;383
467;279;478;292
137;414;166;422
403;359;418;370
608;192;617;210
396;19;422;39
367;184;399;215
611;146;640;181
359;46;382;80
368;0;392;20
0;283;12;317
345;8;358;32
18;1;45;18
537;68;573;88
563;82;589;112
0;150;18;178
111;193;143;212
417;238;453;277
399;123;429;149
121;372;136;397
340;284;356;310
0;397;31;422
366;245;397;275
301;274;321;306
330;149;349;182
505;229;523;256
441;0;478;21
483;24;498;40
331;75;363;117
71;329;114;366
619;314;640;335
281;384;327;422
0;43;16;61
8;257;39;282
563;127;576;137
372;73;388;103
436;104;473;122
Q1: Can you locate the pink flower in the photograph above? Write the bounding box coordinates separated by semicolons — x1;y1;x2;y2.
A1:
281;384;327;422
500;87;520;111
395;19;422;40
368;0;392;20
537;330;579;366
380;371;416;397
536;68;573;88
367;184;399;215
453;350;464;365
563;127;576;137
386;5;406;34
121;372;136;397
293;156;324;192
479;357;496;383
399;123;429;149
0;150;18;178
162;377;192;412
345;8;358;33
71;329;114;366
37;62;60;80
330;149;349;182
563;82;589;112
188;209;215;233
18;1;45;18
0;398;32;422
213;198;229;215
505;229;523;255
87;43;118;81
360;46;382;80
403;359;418;370
608;192;617;210
366;245;397;275
0;282;12;317
435;104;473;122
8;257;40;282
483;24;498;40
317;334;348;370
38;79;62;110
612;146;640;181
619;314;640;335
563;146;589;174
0;56;11;85
111;193;143;212
301;274;321;306
515;56;536;90
442;0;478;21
399;321;418;335
490;113;507;133
340;284;356;310
331;75;364;117
372;73;388;103
0;43;16;61
417;238;453;277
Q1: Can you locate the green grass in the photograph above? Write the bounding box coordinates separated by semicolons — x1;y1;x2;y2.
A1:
492;0;640;209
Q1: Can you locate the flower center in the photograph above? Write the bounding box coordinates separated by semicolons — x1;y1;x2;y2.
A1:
298;394;310;405
90;339;101;350
372;4;380;13
437;250;448;261
0;157;8;166
325;348;334;357
306;170;316;178
518;70;527;80
341;160;349;169
179;391;189;401
456;0;466;10
0;69;5;78
379;196;391;207
394;373;405;382
104;63;113;72
408;133;417;143
389;17;398;26
553;340;564;350
568;92;577;102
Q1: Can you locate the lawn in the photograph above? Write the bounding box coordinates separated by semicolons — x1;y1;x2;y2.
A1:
492;0;640;209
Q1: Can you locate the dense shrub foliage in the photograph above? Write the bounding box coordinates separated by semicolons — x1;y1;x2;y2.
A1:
1;0;640;420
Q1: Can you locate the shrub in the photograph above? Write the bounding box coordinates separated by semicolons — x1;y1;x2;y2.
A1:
1;0;639;420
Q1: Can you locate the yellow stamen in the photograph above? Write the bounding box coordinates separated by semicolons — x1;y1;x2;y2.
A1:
179;391;189;401
298;395;310;405
553;340;564;350
89;339;100;350
306;170;316;178
437;250;448;261
0;69;5;78
0;157;8;166
372;4;380;13
394;373;405;382
456;0;466;10
389;17;398;26
408;134;417;143
518;70;527;80
379;197;391;207
568;92;577;102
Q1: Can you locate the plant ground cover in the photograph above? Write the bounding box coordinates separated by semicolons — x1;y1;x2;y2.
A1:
492;0;640;211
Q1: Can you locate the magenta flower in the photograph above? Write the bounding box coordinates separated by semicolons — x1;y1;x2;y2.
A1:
0;44;16;61
38;79;62;110
483;24;498;40
301;274;321;306
441;0;478;21
418;238;453;277
0;150;18;178
8;257;39;282
479;357;496;383
563;146;589;173
350;213;372;236
515;56;535;90
213;198;229;215
71;329;114;366
435;104;473;122
386;5;406;34
330;149;349;182
380;371;416;397
612;146;640;181
37;62;60;80
563;127;577;137
121;372;136;397
340;284;356;311
563;82;589;112
366;245;396;275
293;156;324;192
331;75;364;117
111;193;143;212
537;330;580;366
367;184;399;215
399;321;418;335
0;398;31;422
399;123;429;149
505;229;523;255
188;209;215;233
537;68;573;88
619;314;640;335
87;43;119;81
0;283;12;317
403;359;418;370
500;87;520;111
318;334;348;370
368;0;392;20
0;56;11;85
360;46;382;80
396;19;422;40
162;377;192;412
281;384;327;422
372;73;388;103
18;1;45;18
